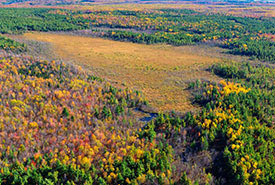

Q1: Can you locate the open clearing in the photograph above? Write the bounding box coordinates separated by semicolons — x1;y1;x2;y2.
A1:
19;32;225;112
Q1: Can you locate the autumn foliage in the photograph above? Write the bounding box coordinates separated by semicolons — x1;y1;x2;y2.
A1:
0;54;175;184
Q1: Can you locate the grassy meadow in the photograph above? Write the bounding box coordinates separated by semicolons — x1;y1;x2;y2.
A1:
16;32;226;112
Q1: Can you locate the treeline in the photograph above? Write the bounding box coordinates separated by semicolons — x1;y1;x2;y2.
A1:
105;30;203;45
0;8;90;50
0;8;89;34
224;37;275;62
0;35;26;52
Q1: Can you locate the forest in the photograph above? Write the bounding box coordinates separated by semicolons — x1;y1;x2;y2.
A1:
0;4;274;185
1;47;275;185
0;8;275;62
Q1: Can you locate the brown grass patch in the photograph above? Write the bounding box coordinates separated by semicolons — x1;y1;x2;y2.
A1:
19;32;224;112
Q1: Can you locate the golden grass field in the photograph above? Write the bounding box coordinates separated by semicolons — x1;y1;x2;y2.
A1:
19;32;227;112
